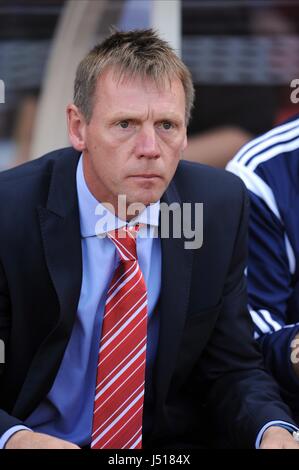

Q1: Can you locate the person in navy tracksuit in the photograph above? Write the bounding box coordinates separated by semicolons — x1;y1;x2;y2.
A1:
227;114;299;422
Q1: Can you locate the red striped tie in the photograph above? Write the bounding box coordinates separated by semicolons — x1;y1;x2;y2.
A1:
91;225;148;449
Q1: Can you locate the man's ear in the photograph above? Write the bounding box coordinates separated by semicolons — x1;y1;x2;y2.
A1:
67;104;87;151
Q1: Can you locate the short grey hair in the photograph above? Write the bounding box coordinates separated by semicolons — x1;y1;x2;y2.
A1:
74;29;194;125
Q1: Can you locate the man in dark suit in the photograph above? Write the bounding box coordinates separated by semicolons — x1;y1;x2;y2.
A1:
0;29;299;449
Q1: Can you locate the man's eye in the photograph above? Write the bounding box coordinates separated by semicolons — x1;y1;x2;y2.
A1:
118;121;130;129
160;121;173;130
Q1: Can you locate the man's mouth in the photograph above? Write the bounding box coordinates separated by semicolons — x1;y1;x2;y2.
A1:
130;174;161;179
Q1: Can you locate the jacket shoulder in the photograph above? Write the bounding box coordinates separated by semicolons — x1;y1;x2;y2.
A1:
0;147;79;212
176;160;246;202
0;147;77;184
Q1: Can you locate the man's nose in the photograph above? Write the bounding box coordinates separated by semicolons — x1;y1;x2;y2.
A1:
135;126;160;159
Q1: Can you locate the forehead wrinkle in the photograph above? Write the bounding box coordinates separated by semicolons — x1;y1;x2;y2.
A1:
112;66;173;93
107;66;180;104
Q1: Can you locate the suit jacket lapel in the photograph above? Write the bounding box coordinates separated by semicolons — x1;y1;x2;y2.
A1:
152;179;194;426
14;149;83;417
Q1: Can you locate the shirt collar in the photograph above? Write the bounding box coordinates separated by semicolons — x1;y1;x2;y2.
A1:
76;154;160;238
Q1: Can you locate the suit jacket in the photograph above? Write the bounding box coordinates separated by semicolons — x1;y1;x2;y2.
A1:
0;147;295;448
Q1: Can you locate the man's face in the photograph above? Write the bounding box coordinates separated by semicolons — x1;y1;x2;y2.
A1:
76;68;187;214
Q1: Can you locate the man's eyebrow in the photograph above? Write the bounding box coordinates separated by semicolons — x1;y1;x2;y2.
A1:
109;112;184;123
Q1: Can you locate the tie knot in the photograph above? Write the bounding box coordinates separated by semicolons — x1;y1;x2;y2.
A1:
108;225;139;262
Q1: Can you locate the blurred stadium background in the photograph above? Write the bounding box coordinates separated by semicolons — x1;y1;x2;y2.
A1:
0;0;299;169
